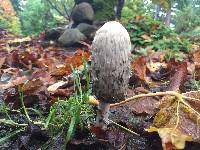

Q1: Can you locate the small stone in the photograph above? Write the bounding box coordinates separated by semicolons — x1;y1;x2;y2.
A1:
72;2;94;24
58;29;86;47
77;23;97;38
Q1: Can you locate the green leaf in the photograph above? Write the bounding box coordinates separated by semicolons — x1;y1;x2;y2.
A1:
66;116;76;143
45;109;56;129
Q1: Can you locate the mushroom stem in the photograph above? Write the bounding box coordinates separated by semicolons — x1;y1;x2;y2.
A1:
96;102;110;129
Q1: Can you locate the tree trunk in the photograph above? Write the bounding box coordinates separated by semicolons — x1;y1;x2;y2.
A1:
165;7;172;26
116;0;125;20
154;5;161;20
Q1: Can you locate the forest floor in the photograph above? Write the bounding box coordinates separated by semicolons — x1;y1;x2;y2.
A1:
1;27;200;150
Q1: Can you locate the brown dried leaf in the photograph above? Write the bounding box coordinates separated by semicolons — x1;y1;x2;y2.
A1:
148;52;165;63
132;56;147;81
47;81;68;92
194;64;200;80
167;62;187;91
128;96;157;114
6;37;31;44
149;92;200;149
50;88;73;97
192;49;200;64
22;79;43;92
0;57;6;68
49;49;91;76
22;79;50;110
183;91;200;112
0;76;28;90
31;70;56;86
147;62;167;73
49;64;67;76
65;49;91;75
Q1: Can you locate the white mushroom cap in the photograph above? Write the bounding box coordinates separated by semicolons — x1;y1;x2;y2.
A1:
91;21;131;103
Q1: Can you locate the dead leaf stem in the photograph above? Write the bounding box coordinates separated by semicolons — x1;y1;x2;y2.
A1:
110;91;183;107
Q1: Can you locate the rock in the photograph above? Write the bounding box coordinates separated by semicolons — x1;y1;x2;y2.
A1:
72;2;94;24
75;0;93;4
44;27;65;41
58;29;86;47
77;23;97;38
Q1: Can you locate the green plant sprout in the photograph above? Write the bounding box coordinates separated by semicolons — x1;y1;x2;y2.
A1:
0;61;94;148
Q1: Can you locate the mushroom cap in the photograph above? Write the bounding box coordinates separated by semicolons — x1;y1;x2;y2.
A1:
91;21;131;103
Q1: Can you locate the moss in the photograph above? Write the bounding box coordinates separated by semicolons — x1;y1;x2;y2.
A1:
92;0;116;21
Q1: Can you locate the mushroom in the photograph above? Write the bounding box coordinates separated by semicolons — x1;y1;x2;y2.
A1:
91;21;131;129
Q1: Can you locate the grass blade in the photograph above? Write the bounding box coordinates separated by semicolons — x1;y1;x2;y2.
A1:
66;116;76;143
0;128;24;144
44;109;56;129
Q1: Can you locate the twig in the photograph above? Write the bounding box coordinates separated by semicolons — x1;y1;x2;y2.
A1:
46;0;67;19
172;100;180;133
62;0;70;19
18;86;32;123
182;96;200;102
92;91;200;140
181;100;200;117
108;119;140;136
88;91;183;107
111;91;182;107
0;119;28;127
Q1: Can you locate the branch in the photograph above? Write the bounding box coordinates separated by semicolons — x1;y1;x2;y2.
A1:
61;0;70;19
46;0;68;19
111;91;182;107
0;119;28;127
108;119;140;136
88;91;183;107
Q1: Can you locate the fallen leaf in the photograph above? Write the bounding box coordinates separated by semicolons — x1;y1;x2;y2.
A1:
22;79;50;110
167;62;187;91
194;64;200;80
0;76;28;90
22;79;43;92
90;126;107;139
149;91;200;149
65;49;91;75
147;62;167;73
49;88;73;97
49;64;67;76
146;127;192;150
183;91;200;112
192;49;200;64
47;81;68;92
0;57;6;68
6;37;31;44
128;96;158;115
132;56;147;81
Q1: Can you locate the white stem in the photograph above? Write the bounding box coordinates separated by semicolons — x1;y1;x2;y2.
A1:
96;102;110;130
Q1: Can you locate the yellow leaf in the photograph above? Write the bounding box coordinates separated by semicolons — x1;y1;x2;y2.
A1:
146;127;192;149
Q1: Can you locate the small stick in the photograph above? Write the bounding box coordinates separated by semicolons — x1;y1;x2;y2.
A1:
108;119;140;136
89;91;183;107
